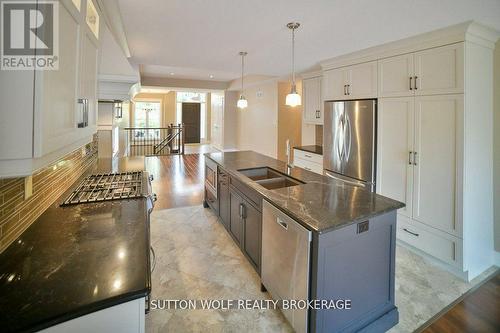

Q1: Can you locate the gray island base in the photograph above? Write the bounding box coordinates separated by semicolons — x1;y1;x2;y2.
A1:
203;151;403;333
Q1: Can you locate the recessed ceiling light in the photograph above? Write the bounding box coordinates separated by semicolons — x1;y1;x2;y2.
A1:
169;72;174;75
209;74;214;79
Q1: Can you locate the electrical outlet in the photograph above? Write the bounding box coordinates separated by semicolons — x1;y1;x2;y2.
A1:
357;221;369;234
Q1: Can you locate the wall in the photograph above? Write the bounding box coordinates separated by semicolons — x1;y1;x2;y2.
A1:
278;81;302;162
494;40;500;254
223;91;238;150
235;82;278;158
0;138;98;253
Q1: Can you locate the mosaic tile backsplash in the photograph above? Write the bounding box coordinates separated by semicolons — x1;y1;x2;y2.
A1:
0;138;97;252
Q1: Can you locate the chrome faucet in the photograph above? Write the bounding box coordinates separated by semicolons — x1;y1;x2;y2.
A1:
286;139;293;175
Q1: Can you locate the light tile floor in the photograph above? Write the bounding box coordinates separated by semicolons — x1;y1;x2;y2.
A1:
146;206;496;333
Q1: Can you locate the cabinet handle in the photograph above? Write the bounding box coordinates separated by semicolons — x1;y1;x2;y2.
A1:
413;151;418;166
403;228;419;237
409;77;413;90
343;85;347;95
347;84;351;95
239;203;245;219
408;151;413;165
304;167;311;171
414;76;418;90
276;217;288;230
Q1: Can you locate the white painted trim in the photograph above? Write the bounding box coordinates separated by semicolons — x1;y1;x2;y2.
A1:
98;74;139;83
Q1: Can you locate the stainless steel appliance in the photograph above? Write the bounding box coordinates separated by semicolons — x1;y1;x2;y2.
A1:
324;99;376;191
204;157;218;210
261;200;311;333
60;171;155;205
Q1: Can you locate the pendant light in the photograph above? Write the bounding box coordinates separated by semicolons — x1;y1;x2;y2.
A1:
285;22;301;107
237;51;248;109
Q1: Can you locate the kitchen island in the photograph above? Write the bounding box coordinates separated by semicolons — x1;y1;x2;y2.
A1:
0;157;152;333
204;151;404;333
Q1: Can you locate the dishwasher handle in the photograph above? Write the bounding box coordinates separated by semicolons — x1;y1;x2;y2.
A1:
276;217;288;230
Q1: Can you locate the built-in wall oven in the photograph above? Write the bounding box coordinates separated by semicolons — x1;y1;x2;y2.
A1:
204;158;218;210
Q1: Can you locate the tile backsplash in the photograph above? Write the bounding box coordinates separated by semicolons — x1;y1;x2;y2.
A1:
0;138;97;252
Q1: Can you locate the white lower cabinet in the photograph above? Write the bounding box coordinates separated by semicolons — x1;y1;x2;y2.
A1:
377;94;464;269
293;149;323;175
40;298;145;333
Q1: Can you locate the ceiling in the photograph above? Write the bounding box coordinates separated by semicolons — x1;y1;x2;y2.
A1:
117;0;500;82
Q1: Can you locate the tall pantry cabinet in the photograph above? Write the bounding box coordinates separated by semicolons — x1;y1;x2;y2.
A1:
320;22;498;281
0;0;100;178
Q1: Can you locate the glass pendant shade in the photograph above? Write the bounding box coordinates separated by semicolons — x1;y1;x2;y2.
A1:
285;83;301;107
237;96;248;109
285;92;301;107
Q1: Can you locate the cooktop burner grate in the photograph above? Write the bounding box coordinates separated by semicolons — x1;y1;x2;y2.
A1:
61;171;145;206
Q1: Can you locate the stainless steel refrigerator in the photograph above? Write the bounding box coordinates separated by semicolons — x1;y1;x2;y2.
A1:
324;99;376;191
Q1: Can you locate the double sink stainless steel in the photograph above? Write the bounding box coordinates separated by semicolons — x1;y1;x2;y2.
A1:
237;167;304;190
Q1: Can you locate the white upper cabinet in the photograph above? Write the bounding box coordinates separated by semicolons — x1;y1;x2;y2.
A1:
378;43;464;97
348;61;378;99
302;76;322;124
322;61;377;101
0;0;100;177
414;43;464;96
378;54;414;97
322;67;348;101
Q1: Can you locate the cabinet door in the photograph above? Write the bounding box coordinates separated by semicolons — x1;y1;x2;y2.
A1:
348;61;377;99
242;200;261;271
378;54;414;97
414;43;464;96
377;98;414;218
413;95;462;236
35;1;81;156
229;190;244;246
322;68;348;101
79;32;99;132
303;77;322;124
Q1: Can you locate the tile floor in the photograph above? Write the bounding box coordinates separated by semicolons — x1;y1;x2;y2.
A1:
146;205;496;333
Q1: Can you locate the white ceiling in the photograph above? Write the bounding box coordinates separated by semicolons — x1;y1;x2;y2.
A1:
118;0;500;82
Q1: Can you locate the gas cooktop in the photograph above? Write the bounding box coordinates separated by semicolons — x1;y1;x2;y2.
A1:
61;171;149;206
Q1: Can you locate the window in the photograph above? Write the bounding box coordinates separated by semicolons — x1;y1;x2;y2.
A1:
133;101;161;140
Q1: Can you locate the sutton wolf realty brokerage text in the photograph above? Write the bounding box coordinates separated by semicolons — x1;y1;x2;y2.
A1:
151;299;352;311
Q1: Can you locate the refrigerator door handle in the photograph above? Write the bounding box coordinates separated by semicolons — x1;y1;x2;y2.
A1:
344;113;352;162
324;170;369;188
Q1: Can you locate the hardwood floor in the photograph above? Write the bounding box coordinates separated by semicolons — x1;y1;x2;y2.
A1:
420;270;500;333
145;153;205;210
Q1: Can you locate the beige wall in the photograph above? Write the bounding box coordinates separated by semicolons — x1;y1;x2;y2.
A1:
494;40;500;253
278;81;302;162
235;82;278;158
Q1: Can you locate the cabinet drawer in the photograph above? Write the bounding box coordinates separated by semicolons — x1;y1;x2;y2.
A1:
293;149;323;165
397;216;462;267
294;157;323;175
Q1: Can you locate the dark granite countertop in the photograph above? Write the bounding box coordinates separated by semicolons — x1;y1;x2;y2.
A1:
0;157;150;333
205;151;404;234
294;145;323;155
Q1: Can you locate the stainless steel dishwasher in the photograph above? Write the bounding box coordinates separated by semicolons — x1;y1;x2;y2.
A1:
262;200;312;333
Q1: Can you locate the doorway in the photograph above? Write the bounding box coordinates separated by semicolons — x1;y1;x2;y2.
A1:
182;102;201;143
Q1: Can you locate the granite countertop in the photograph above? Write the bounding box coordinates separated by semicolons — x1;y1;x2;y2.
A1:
0;157;150;333
294;145;323;155
205;151;404;233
